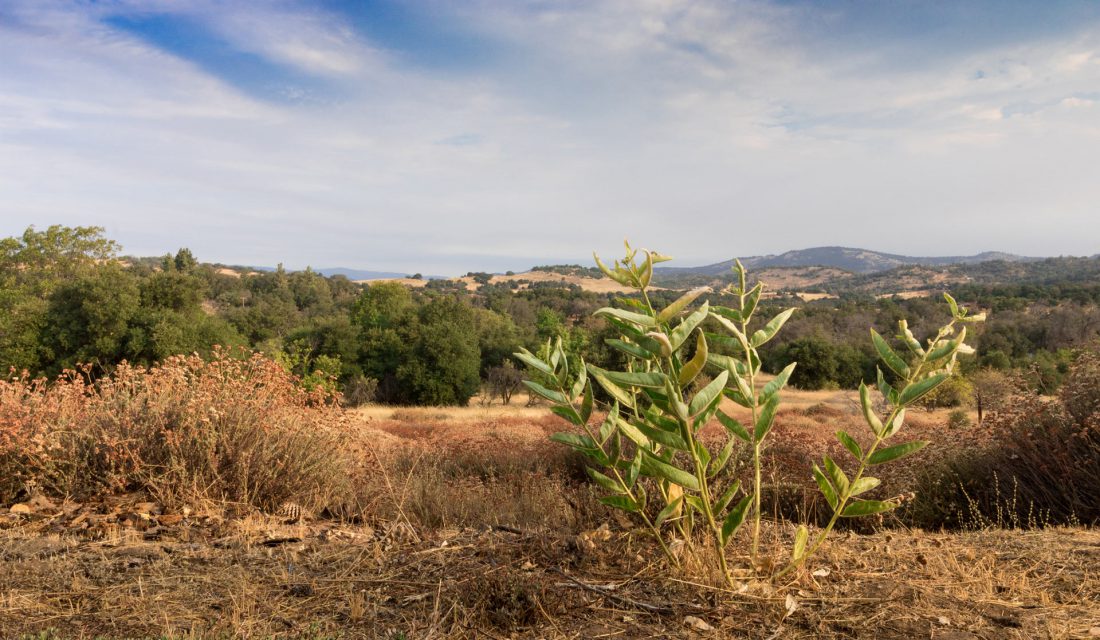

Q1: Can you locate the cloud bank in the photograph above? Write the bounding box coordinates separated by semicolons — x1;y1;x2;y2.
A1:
1;0;1098;273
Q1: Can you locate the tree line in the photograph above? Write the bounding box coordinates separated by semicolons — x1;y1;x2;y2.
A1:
3;226;1097;406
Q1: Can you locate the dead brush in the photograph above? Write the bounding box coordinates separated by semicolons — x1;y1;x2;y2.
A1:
0;349;358;516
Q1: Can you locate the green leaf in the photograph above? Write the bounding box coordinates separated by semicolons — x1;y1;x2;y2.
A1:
722;388;752;409
550;405;582;426
848;477;881;496
754;393;780;442
550;432;594;450
689;370;728;418
513;349;554;377
633;421;689;450
717;411;751;442
587;365;636;408
669;301;709;351
710;313;750;347
525;380;567;404
658;287;710;324
638;250;654;289
605;339;653;360
836;430;863;460
703;331;741;353
571;363;588;401
813;464;838;511
943;292;960;318
597;368;668;389
898;319;924;355
883;408;906;438
684;495;706;515
710;305;742;324
841;499;896;517
927;328;966;364
594;306;656;328
792;525;809;561
750;308;795;347
733;258;747;293
655;496;683;526
715;479;741;514
741;283;763;321
871;329;911;378
587;467;623;493
877;367;899;405
627;453;641;488
600;495;639;513
580;381;594;423
641;452;701;490
731;369;754;404
868;440;928;465
598;405;617;442
709;438;739;478
760;362;796;403
678;331;708;387
593;252;627;285
823;455;849;494
721;495;753;547
899;373;949;405
695;440;711;469
617;419;652;450
859;382;884;436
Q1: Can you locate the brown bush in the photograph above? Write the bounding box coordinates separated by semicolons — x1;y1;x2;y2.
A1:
0;349;358;514
911;349;1100;528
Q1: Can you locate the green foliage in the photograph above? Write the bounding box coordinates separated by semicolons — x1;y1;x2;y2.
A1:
519;244;793;585
356;286;481;405
523;246;986;584
41;264;141;372
779;292;983;577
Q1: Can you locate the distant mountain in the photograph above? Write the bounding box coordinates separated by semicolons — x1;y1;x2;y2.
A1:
656;247;1039;277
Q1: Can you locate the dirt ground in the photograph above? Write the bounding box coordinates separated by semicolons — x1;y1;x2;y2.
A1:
1;393;1096;639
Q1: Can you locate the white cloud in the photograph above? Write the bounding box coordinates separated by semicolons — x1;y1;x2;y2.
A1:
1;0;1099;272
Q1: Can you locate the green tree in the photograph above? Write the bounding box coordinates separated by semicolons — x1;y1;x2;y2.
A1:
396;296;480;405
40;265;140;373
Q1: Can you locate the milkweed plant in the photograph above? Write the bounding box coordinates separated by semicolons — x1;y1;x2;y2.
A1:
515;242;984;585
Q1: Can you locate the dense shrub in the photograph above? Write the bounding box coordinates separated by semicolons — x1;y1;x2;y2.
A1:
912;349;1100;527
0;350;357;513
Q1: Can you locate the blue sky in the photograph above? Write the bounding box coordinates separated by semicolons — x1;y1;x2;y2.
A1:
1;1;1098;273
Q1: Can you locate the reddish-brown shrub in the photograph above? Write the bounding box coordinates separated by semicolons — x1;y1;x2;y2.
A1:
911;349;1100;528
0;349;357;513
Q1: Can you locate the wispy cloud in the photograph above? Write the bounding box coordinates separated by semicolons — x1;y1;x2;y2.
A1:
1;0;1098;273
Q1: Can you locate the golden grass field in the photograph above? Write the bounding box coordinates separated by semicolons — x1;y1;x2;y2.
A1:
2;385;1098;639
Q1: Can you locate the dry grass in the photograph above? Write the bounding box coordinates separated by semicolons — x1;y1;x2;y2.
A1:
1;509;1096;639
2;379;1098;638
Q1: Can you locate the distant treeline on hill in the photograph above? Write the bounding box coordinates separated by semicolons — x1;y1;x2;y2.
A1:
3;225;1099;405
530;264;605;279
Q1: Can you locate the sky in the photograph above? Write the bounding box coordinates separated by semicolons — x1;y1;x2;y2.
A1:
1;0;1099;275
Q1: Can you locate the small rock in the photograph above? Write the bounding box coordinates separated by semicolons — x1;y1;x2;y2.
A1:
684;616;714;632
1089;627;1100;637
938;617;951;626
9;503;31;515
812;568;831;578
